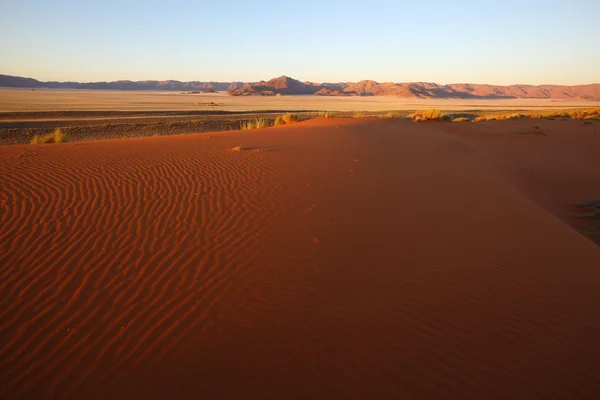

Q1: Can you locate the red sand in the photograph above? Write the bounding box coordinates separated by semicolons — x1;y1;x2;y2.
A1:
1;118;600;399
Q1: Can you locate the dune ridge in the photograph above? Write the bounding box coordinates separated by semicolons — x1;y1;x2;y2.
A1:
1;119;600;398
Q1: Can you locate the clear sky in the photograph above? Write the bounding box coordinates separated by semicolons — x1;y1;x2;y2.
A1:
1;0;599;85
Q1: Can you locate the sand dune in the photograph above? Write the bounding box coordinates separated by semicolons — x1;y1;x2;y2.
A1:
1;119;600;398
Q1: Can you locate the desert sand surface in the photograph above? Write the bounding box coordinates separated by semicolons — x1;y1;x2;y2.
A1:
1;118;600;398
1;88;599;112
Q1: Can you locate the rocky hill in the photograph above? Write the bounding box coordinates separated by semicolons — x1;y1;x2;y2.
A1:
2;74;599;100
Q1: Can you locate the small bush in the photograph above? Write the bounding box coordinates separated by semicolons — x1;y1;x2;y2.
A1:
31;128;68;144
241;118;268;130
274;113;299;126
410;109;450;121
452;117;471;122
568;110;600;119
353;111;366;118
319;111;338;118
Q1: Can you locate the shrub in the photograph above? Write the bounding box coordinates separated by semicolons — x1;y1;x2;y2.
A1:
31;128;68;144
385;111;402;118
353;111;366;118
319;111;334;118
410;109;450;121
274;113;299;126
241;118;268;130
452;117;471;122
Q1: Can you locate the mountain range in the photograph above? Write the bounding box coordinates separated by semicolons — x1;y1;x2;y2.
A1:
2;74;599;100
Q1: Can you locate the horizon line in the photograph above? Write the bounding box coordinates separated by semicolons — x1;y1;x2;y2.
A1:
1;73;599;88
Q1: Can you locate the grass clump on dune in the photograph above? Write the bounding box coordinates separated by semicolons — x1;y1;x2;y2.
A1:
570;109;600;119
31;128;68;144
353;111;366;118
384;111;411;119
319;111;337;118
452;117;471;122
473;116;496;122
274;113;299;126
471;109;600;123
410;109;451;122
241;118;269;130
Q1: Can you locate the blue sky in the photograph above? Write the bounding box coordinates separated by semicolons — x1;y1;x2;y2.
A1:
1;0;599;85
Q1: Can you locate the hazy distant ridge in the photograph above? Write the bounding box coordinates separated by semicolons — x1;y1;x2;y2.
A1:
0;74;236;92
2;74;599;100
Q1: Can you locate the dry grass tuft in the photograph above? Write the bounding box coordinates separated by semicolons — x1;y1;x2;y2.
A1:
452;117;471;122
570;109;600;119
471;109;600;123
473;116;496;122
31;128;68;144
318;111;338;118
274;113;299;126
383;111;412;120
241;118;269;130
353;111;366;118
410;109;451;121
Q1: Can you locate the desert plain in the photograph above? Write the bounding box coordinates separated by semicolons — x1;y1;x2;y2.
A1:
1;89;600;398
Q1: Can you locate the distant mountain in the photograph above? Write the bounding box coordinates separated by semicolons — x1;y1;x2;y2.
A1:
235;77;600;100
1;74;599;100
228;76;325;96
0;74;232;91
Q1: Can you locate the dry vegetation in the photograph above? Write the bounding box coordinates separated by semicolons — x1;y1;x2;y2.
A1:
5;107;599;146
469;108;600;122
383;111;411;119
318;111;337;118
274;113;299;126
31;128;67;144
241;118;269;130
411;109;452;122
